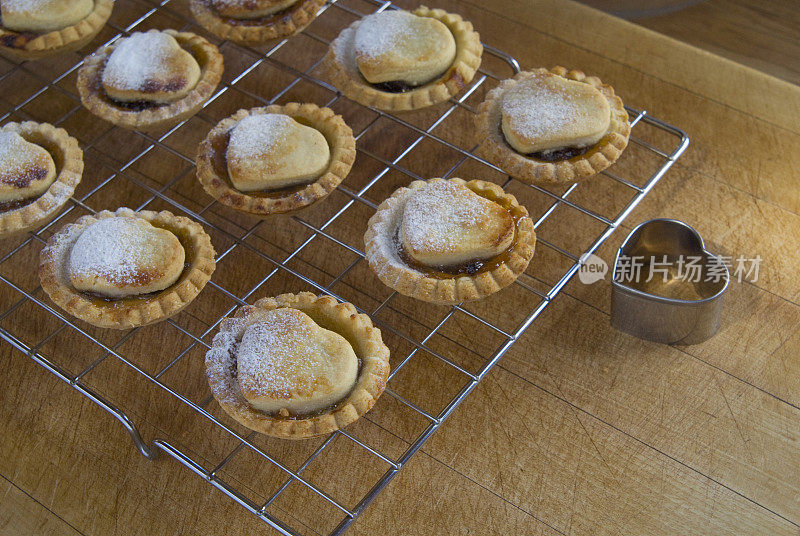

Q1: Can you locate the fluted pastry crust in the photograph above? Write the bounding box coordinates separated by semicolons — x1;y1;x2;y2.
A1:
364;178;536;305
77;30;224;131
196;103;356;216
39;208;216;329
189;0;325;46
206;292;391;439
0;0;113;61
476;67;631;184
0;122;82;238
323;6;483;112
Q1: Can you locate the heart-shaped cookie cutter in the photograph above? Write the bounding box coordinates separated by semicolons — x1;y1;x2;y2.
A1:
611;219;728;345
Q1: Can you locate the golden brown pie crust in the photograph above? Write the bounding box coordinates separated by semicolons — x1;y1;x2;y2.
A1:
189;0;326;46
364;178;536;305
196;102;356;216
476;67;631;185
0;0;114;61
323;6;483;112
77;29;224;131
39;207;216;329
0;121;82;238
206;291;390;439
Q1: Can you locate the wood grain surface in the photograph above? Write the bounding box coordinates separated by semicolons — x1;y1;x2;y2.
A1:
1;1;799;536
633;0;800;85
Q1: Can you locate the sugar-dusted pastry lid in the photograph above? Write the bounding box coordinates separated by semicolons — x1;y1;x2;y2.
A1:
39;208;216;329
196;102;356;216
0;121;82;238
476;66;631;185
67;216;186;297
77;29;224;131
364;178;536;305
100;31;202;104
226;113;330;191
0;0;113;61
400;180;515;266
353;10;456;86
206;292;391;439
323;6;483;112
236;308;359;414
189;0;325;46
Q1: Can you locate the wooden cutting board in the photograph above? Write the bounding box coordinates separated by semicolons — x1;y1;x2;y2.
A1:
1;0;799;535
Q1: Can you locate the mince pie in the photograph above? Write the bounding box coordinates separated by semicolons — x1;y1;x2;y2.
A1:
190;0;326;46
206;292;390;439
324;6;482;111
39;207;216;329
196;103;355;216
476;66;631;184
365;178;536;305
0;121;82;238
0;0;113;61
77;29;224;130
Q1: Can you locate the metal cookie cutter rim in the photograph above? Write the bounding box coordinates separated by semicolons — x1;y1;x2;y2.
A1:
610;218;729;344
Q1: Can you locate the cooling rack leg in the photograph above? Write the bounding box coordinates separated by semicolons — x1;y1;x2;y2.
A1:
1;327;159;461
72;380;159;461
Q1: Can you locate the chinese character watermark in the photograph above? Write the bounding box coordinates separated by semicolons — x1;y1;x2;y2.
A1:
577;250;762;286
604;254;761;284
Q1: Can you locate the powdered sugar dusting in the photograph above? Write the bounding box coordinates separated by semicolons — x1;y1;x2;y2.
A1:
205;307;357;415
236;309;325;398
67;217;171;287
402;181;484;253
0;0;71;13
102;32;177;91
502;79;588;140
206;323;242;405
1;0;94;32
353;11;421;59
2;0;51;10
0;131;43;185
228;114;293;159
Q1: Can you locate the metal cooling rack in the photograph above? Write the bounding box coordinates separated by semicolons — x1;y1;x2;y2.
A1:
0;0;689;534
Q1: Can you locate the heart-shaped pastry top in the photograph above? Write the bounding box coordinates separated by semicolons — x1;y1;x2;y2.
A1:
1;0;93;33
354;10;456;86
210;0;299;19
0;131;57;204
400;180;515;268
68;216;186;298
237;308;359;415
226;113;331;192
501;71;611;155
101;31;202;104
